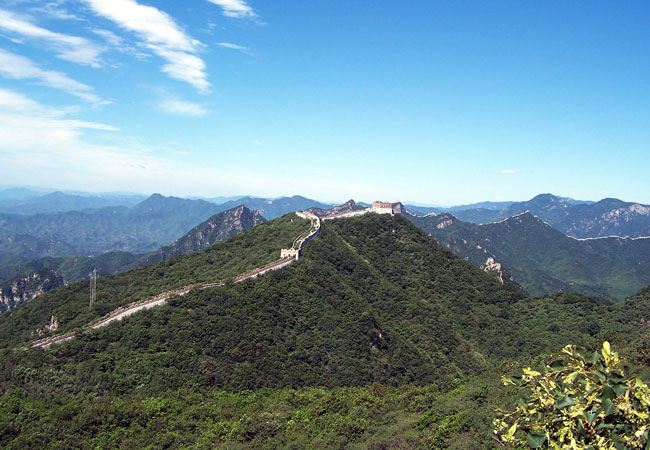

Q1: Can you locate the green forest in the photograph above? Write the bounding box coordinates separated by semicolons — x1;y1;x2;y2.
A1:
1;214;650;448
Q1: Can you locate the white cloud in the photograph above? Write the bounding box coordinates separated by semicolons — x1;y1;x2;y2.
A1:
91;28;123;47
0;49;106;105
0;88;172;188
92;28;149;59
0;89;384;200
0;8;104;67
207;0;257;19
218;42;248;51
0;87;53;114
500;169;517;175
251;139;262;145
158;99;207;117
83;0;209;91
0;87;115;155
217;42;252;55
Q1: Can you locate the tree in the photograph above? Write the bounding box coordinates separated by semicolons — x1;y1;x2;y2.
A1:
494;342;650;449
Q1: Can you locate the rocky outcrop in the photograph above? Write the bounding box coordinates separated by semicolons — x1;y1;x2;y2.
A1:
308;200;366;217
480;257;504;284
0;269;65;313
137;205;266;265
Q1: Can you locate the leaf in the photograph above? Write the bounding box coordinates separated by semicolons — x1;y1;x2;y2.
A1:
549;360;564;372
601;386;616;401
602;398;614;416
506;422;517;438
526;432;547;448
564;370;580;384
602;341;612;363
555;395;575;410
594;370;607;382
523;367;541;377
609;372;625;384
583;409;600;426
587;351;601;364
611;383;628;397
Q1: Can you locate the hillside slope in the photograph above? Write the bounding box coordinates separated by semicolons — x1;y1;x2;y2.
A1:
408;212;650;300
0;206;266;287
2;214;650;448
0;213;308;346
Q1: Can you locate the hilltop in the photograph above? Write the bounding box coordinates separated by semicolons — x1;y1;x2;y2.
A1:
1;212;650;447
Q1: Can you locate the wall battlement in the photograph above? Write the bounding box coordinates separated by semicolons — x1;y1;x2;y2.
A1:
280;248;300;259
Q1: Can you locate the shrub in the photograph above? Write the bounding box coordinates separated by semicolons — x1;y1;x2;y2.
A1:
493;342;650;449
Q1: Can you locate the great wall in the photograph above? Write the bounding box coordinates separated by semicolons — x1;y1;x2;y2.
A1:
31;203;401;349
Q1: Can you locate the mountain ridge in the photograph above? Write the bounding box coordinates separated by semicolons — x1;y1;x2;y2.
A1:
408;210;650;300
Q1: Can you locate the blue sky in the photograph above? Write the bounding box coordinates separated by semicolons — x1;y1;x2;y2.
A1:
0;0;648;205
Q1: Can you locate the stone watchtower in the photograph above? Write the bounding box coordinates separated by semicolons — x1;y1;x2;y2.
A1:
371;201;395;215
280;248;300;260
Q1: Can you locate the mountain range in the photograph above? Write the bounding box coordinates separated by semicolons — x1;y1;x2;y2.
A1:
1;212;649;447
451;193;650;238
408;211;650;301
0;189;146;215
0;193;327;259
0;205;265;311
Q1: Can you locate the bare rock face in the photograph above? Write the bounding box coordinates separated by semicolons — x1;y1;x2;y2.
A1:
436;218;454;229
138;205;266;265
45;315;58;332
480;257;505;284
0;269;65;313
308;200;364;217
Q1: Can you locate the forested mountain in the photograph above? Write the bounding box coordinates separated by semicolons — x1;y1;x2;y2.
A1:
1;213;650;447
0;191;145;215
0;194;227;258
214;195;331;219
0;206;266;304
0;194;330;260
408;211;650;301
0;188;44;202
453;193;650;238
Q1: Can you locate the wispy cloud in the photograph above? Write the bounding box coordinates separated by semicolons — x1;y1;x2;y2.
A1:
0;8;104;67
158;99;207;117
0;91;390;200
91;28;149;59
217;42;251;54
83;0;209;91
0;87;55;114
0;87;115;153
207;0;257;19
500;169;517;175
0;88;166;187
0;49;106;105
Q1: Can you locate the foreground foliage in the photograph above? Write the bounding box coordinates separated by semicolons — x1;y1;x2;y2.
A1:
494;342;650;449
0;379;510;449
